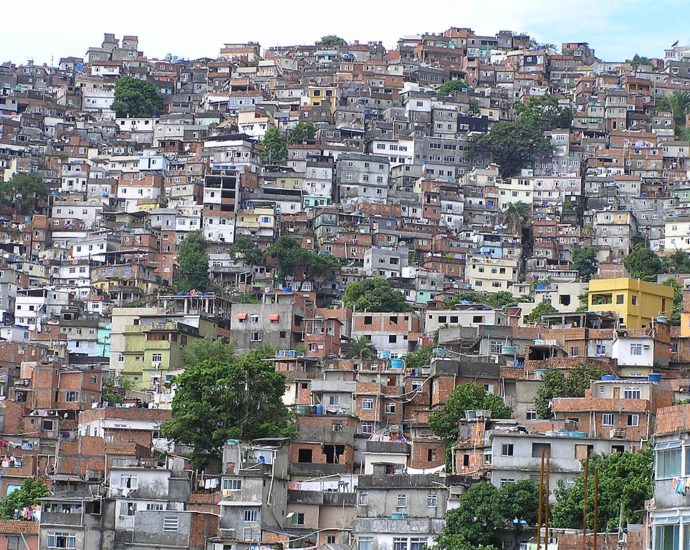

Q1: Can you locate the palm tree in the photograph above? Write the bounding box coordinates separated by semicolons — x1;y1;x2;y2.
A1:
343;336;376;360
501;201;531;236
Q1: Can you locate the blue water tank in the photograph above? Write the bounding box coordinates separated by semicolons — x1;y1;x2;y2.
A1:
391;359;404;369
381;350;391;359
601;374;618;381
315;404;325;415
649;373;662;383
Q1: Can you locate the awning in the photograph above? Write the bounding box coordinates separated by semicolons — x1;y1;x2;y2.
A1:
655;440;682;451
269;313;280;322
237;313;248;321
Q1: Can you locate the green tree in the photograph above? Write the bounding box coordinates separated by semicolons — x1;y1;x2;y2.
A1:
437;480;539;550
469;119;552;178
176;231;209;291
320;35;347;47
111;76;164;118
162;346;293;467
288;122;316;144
343;335;376;360
501;201;531;236
662;278;682;325
429;383;511;441
468;98;481;115
0;173;49;215
668;90;690;135
260;127;288;163
623;244;663;282
524;301;559;324
663;249;690;274
267;236;340;288
181;337;237;366
342;277;410;312
551;448;653;531
535;363;605;419
228;236;264;265
515;94;573;130
437;79;468;96
0;477;49;519
405;344;434;370
627;54;651;69
571;246;599;281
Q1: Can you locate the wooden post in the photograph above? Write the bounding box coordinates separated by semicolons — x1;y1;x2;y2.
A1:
537;449;545;550
545;451;551;547
583;456;590;549
593;468;599;550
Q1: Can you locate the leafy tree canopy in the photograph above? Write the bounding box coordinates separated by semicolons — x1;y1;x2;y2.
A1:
571;246;599;281
228;236;265;265
501;201;531;235
0;477;49;519
267;236;340;288
663;249;690;274
429;383;511;440
627;54;651;68
535;363;605;419
551;448;653;531
405;344;434;370
468;98;481;115
524;301;559;324
343;335;377;360
320;35;347;47
288;122;316;144
112;76;164;118
437;480;539;550
437;79;469;96
260;127;288;163
662;278;682;325
515;94;573;130
162;346;293;467
623;244;663;282
469;118;552;178
0;173;49;215
446;291;519;310
342;277;410;313
181;337;237;367
176;231;209;292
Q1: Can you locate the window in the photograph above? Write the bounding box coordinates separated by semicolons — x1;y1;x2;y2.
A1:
616;294;625;304
655;525;679;550
362;399;374;410
358;490;368;505
358;537;374;550
47;532;77;549
388;335;397;344
146;503;165;511
360;422;373;434
385;403;396;414
152;353;162;362
244;509;258;522
500;478;515;486
291;512;305;526
412;381;423;392
397;494;407;508
624;388;641;399
223;479;242;490
394;539;408;550
630;343;643;356
250;314;259;323
298;449;313;463
427;494;437;507
250;331;262;342
602;413;615;426
327;536;337;544
532;442;551;458
65;391;79;402
333;421;343;432
501;444;514;456
120;474;138;489
527;409;537;420
329;395;340;406
628;414;640;427
656;447;681;478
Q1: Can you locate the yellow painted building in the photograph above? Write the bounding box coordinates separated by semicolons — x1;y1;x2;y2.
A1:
588;277;674;329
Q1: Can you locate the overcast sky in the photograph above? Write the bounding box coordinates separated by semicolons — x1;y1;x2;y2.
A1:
3;0;688;65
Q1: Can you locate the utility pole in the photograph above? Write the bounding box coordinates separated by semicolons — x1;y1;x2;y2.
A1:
594;468;599;550
583;456;590;550
536;449;545;550
545;451;551;548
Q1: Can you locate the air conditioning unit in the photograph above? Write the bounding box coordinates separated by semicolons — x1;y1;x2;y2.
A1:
610;428;626;439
